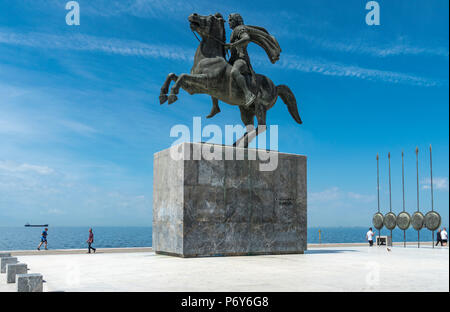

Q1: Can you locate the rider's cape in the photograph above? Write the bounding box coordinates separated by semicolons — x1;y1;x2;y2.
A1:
233;25;282;64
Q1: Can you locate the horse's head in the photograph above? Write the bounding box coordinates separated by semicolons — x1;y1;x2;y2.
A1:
188;12;225;43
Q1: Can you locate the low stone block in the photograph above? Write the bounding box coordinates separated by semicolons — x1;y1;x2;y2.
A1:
7;263;28;283
1;257;18;273
17;273;43;292
0;253;11;258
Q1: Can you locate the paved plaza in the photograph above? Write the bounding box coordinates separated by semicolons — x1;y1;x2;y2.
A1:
1;245;448;292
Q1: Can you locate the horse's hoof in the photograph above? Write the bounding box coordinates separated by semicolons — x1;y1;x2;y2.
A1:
206;107;221;119
159;95;168;105
168;94;178;105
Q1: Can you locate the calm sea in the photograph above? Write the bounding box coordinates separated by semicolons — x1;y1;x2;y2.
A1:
0;226;435;251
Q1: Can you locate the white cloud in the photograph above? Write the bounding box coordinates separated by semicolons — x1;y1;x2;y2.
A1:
347;192;376;203
81;0;449;61
0;29;194;62
354;43;448;58
1;29;444;88
0;161;54;175
59;120;98;136
82;0;221;20
271;55;444;87
282;32;449;58
309;187;341;203
309;187;376;204
0;159;152;226
422;177;449;191
0;118;31;135
45;208;65;215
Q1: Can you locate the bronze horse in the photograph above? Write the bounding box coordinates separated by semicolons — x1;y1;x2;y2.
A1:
159;13;302;147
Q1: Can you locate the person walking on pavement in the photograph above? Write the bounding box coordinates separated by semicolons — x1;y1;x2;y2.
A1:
37;228;48;251
87;228;96;254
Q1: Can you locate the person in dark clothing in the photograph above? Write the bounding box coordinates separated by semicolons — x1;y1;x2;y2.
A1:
87;228;96;254
436;228;442;246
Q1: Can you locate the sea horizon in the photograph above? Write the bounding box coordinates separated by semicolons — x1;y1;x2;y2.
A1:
0;226;440;251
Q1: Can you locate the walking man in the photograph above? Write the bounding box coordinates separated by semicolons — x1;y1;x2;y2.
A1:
87;228;96;254
441;227;448;247
37;227;48;251
436;228;442;246
366;227;375;247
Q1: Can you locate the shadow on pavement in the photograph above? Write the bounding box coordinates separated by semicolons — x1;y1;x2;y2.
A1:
305;249;359;254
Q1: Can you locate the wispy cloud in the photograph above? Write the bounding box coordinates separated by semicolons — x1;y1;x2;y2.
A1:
0;118;32;135
44;208;65;215
421;177;449;191
0;160;54;175
272;55;445;87
348;192;376;203
0;29;193;61
57;0;450;60
309;187;375;204
280;31;449;58
0;83;101;141
1;28;444;88
58;120;98;137
0;158;152;226
309;187;341;203
82;0;227;20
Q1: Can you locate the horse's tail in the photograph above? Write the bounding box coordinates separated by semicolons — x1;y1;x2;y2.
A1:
277;85;302;124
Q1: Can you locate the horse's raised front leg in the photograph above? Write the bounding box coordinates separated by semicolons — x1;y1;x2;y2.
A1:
160;73;178;104
206;97;220;119
168;73;207;104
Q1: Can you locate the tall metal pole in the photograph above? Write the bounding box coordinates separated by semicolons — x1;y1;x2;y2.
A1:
377;153;380;240
377;154;380;214
402;150;406;247
430;144;434;248
388;152;393;243
430;145;434;210
416;147;420;248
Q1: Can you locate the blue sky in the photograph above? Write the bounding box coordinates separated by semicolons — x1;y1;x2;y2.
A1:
0;0;448;227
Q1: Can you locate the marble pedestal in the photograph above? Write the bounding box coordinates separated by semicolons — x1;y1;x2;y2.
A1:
153;142;307;257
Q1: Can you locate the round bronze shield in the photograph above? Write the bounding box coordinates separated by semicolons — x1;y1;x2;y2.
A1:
372;212;384;230
411;211;425;231
384;212;397;230
425;211;441;231
396;211;411;230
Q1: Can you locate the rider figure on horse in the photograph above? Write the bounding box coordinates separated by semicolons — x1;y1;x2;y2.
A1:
226;13;257;109
208;13;282;118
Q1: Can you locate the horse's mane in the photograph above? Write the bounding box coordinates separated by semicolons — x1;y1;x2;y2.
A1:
213;13;226;58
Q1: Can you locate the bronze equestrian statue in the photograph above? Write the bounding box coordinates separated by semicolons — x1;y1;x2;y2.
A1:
159;13;302;148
